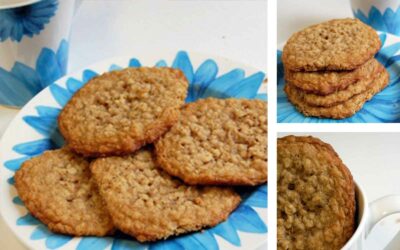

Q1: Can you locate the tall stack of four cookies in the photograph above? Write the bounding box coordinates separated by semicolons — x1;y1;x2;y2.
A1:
282;18;389;119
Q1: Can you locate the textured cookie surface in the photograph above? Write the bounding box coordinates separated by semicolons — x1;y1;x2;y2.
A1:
282;18;381;71
277;136;355;250
285;70;389;119
58;67;188;156
14;148;114;236
285;59;383;95
90;149;241;242
286;68;382;107
156;98;267;186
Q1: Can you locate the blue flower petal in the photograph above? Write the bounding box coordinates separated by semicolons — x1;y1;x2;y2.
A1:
155;60;167;67
129;58;141;68
230;206;267;233
11;62;42;94
36;106;61;118
175;231;218;250
242;185;268;208
112;239;147;250
36;48;63;88
7;177;15;185
77;237;112;250
56;39;69;76
187;59;218;102
66;78;85;93
210;219;241;246
83;70;98;83
13;139;55;156
49;84;73;107
172;51;194;84
149;240;184;250
46;234;72;250
255;93;268;101
200;69;245;99
17;214;40;226
23;116;57;135
31;225;52;240
109;64;123;71
4;157;30;172
224;72;265;99
0;68;35;106
13;196;24;206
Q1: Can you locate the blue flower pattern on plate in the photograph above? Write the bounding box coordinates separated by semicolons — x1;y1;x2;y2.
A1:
277;33;400;123
5;51;267;250
354;6;400;36
0;39;68;107
0;0;58;42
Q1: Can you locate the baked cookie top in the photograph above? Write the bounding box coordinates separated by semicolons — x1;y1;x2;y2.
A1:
277;136;355;250
58;67;188;157
285;70;389;119
155;98;267;186
14;148;114;236
285;59;383;95
282;18;381;72
90;148;241;242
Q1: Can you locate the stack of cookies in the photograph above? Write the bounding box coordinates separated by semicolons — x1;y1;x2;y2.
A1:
282;18;389;119
14;67;267;242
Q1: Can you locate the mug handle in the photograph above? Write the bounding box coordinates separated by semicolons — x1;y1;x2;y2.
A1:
366;195;400;236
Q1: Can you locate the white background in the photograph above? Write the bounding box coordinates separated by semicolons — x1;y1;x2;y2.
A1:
0;0;268;249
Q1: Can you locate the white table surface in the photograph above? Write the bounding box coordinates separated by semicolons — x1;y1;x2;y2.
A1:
0;0;268;249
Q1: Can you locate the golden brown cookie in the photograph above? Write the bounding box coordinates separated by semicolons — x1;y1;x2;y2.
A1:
156;98;267;186
284;70;389;119
277;136;355;250
282;18;381;72
58;67;188;157
285;59;383;95
14;148;114;236
90;148;241;242
286;68;384;107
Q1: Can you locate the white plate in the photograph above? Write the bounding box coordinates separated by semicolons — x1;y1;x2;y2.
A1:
0;50;268;250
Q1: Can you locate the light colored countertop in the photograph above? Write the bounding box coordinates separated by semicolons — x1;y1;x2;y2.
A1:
0;0;267;249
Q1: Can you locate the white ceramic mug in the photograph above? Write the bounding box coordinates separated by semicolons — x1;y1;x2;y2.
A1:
0;0;82;107
343;181;400;249
351;0;400;36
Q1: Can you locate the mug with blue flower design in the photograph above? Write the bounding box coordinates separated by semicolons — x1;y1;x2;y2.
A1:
351;0;400;36
0;0;81;107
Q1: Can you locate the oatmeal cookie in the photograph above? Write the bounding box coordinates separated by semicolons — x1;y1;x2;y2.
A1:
277;136;355;250
14;148;114;236
90;148;241;242
285;59;383;95
284;70;389;119
286;67;384;107
282;19;381;71
58;67;188;157
155;98;267;186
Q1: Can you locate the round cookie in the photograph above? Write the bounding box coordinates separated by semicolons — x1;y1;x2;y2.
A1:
285;59;383;95
277;136;355;250
155;98;267;186
282;18;381;72
284;70;389;119
14;148;114;236
90;148;241;242
286;69;383;107
58;67;188;157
